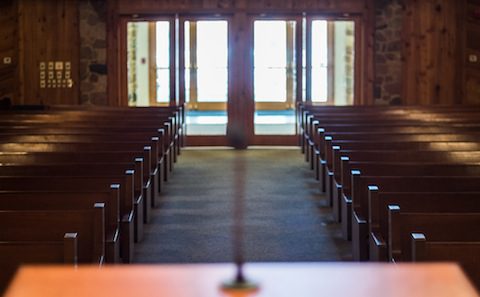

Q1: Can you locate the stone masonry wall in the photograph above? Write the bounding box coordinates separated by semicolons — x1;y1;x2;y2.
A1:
374;0;405;105
79;0;108;105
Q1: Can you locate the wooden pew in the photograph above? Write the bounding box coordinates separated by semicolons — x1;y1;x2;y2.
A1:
350;176;480;261
0;163;145;245
0;233;78;294
0;119;174;180
0;142;153;232
388;207;480;262
338;150;480;240
369;192;480;261
0;188;121;263
332;160;480;223
318;132;480;190
327;142;480;215
411;233;480;290
0;176;134;263
307;116;480;166
314;124;480;175
0;132;165;195
0;204;104;291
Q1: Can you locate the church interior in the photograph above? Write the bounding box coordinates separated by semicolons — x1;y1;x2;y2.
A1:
1;0;480;296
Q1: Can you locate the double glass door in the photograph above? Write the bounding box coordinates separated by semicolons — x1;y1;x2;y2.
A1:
126;16;355;146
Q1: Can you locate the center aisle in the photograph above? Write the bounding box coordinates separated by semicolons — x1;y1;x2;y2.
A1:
134;148;351;263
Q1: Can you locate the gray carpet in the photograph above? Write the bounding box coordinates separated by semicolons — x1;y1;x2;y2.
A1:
134;148;352;263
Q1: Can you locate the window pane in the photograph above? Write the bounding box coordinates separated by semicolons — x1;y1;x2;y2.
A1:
156;68;169;103
254;21;286;67
156;21;170;103
197;21;228;68
254;20;288;102
254;68;286;102
311;67;327;102
197;68;228;102
311;20;328;103
197;21;228;102
156;21;170;67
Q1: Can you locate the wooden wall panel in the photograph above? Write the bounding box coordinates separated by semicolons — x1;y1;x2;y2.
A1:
463;0;480;104
402;0;460;105
0;0;18;102
116;0;368;14
17;0;80;105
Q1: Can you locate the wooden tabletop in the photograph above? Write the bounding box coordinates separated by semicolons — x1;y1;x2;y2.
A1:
4;263;479;297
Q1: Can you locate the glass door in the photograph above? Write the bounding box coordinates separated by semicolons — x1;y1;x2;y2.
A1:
306;18;355;105
183;19;229;136
252;18;301;137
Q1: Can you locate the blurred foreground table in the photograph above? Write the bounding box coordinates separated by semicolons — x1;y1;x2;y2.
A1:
4;263;479;297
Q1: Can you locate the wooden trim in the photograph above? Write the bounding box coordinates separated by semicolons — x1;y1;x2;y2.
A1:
361;0;375;105
295;14;303;104
188;21;198;106
119;18;129;106
186;135;297;147
178;16;186;105
250;135;297;146
169;18;176;106
17;0;25;104
107;0;121;106
186;135;229;146
286;20;295;108
305;17;312;102
255;102;292;110
187;102;227;110
148;22;157;106
327;21;335;104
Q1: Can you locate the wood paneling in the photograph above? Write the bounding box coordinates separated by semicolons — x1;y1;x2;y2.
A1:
402;0;460;105
17;0;80;105
0;0;18;102
115;0;368;14
463;0;480;104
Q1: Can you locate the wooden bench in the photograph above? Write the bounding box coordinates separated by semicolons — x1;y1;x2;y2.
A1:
0;176;134;263
369;192;480;261
0;204;104;291
326;142;480;211
0;162;145;245
0;142;153;233
338;150;480;240
332;161;480;222
318;132;480;190
411;233;480;290
388;207;480;263
0;187;121;263
350;176;480;261
0;233;77;294
0;119;174;179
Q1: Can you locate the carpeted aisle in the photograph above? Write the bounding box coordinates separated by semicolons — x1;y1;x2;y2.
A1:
134;148;352;263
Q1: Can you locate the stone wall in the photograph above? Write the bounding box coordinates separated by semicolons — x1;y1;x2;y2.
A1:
79;0;108;105
374;0;405;105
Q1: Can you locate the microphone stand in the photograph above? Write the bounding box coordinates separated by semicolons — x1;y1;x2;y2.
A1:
221;150;258;293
